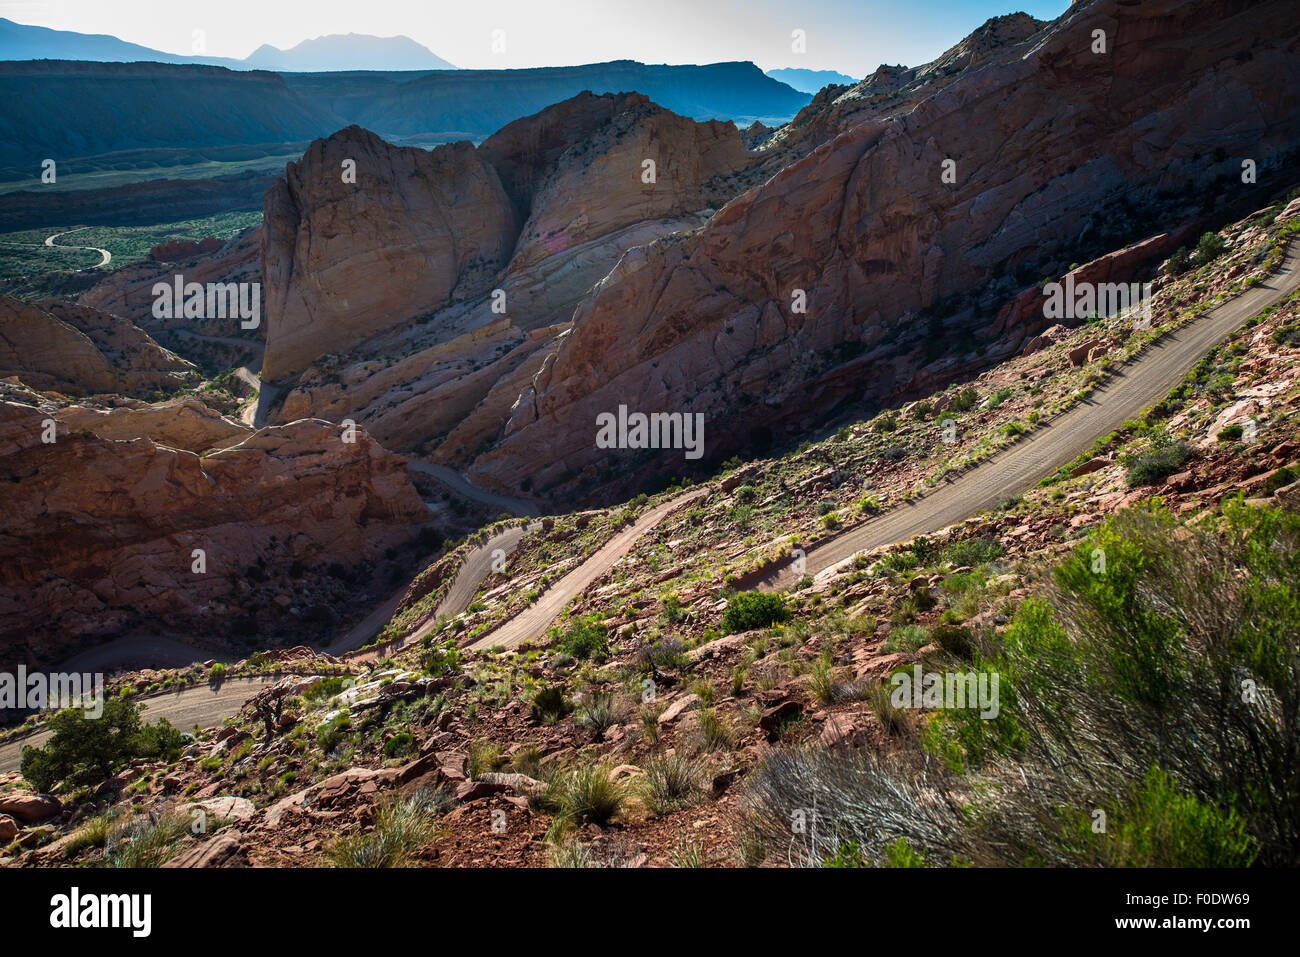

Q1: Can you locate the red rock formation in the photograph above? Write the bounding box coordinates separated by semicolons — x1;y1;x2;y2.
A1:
467;0;1300;499
0;401;429;666
0;294;195;396
261;128;520;381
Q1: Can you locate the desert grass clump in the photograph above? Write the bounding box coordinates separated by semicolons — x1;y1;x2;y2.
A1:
105;810;191;868
574;692;621;735
696;707;735;752
640;753;706;815
326;789;445;867
551;760;630;826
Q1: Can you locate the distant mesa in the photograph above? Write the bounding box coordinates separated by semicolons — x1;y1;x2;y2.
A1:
765;67;857;93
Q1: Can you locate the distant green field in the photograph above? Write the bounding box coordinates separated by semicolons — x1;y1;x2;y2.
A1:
0;209;263;301
0;153;304;195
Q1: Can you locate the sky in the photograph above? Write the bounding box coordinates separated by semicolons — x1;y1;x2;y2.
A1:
1;0;1071;75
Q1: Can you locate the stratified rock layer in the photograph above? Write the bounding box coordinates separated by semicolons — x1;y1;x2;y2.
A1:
0;401;428;666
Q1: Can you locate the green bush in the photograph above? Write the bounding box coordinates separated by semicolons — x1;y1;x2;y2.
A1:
553;615;608;660
20;699;184;793
1216;424;1244;443
949;387;979;413
1061;766;1257;867
529;684;571;724
383;732;414;758
722;592;790;633
1125;439;1193;487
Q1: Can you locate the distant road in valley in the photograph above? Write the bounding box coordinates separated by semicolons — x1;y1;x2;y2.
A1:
406;459;538;517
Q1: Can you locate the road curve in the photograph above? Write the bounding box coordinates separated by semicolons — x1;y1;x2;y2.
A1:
343;522;536;662
0;676;279;774
44;226;111;268
756;240;1300;590
406;459;538;517
466;489;706;652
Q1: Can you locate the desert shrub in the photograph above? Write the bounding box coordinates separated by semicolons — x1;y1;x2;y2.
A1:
106;810;191;868
529;684;571;724
872;412;898;433
1058;766;1257;867
419;643;461;677
551;761;629;826
635;637;690;674
553;615;608;660
383;732;414;758
1216;424;1244;443
1125;439;1193;486
1262;465;1297;496
316;713;352;753
1192;231;1227;266
640;753;705;814
21;700;184;793
722;592;790;633
574;693;620;734
942;537;1004;567
949;387;979;413
737;500;1300;866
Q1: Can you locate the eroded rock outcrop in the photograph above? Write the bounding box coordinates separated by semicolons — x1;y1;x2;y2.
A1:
55;397;250;454
467;0;1300;498
0;401;428;666
0;294;195;396
262;92;753;460
261;128;520;381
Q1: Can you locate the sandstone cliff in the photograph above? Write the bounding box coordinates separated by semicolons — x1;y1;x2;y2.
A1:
0;294;196;397
466;0;1300;499
261;129;520;381
262;93;754;460
0;401;428;666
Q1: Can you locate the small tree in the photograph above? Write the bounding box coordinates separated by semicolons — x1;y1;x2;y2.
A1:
20;699;182;793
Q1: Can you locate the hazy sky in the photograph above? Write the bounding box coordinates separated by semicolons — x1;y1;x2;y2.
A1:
2;0;1070;74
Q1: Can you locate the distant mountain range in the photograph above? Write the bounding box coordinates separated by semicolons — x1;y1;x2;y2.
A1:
0;58;810;168
0;18;456;71
765;68;857;93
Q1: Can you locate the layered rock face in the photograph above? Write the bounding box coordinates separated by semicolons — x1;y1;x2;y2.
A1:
0;294;195;396
0;401;428;666
467;0;1300;498
261;129;520;381
55;397;250;454
263;92;753;458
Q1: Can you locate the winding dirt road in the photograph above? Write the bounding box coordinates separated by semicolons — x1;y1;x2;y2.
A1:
0;226;111;270
465;489;707;652
755;240;1300;590
6;242;1293;772
406;459;537;517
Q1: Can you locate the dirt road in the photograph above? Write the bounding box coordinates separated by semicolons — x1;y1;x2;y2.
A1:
0;676;279;774
406;459;537;517
465;490;706;651
755;241;1300;590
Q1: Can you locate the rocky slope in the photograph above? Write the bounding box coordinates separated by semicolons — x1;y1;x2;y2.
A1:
0;294;196;396
0;399;429;667
466;0;1300;500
